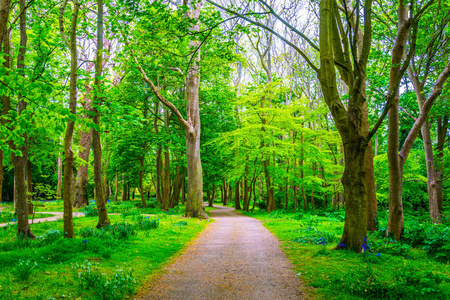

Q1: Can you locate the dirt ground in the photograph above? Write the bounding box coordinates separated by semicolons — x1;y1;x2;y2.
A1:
138;205;305;300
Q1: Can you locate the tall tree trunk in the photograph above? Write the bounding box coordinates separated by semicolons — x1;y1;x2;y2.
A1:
408;68;441;223
162;150;170;210
234;181;241;210
56;155;62;199
386;1;410;240
421;118;440;222
121;174;126;201
243;164;249;211
139;155;146;207
59;0;80;238
436;116;448;215
14;0;34;238
223;178;227;206
181;0;207;218
93;0;109;228
1;1;11;209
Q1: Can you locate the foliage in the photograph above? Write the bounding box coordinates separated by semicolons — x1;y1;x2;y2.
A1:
73;262;136;300
243;208;450;299
81;201;99;217
13;260;37;282
134;215;159;230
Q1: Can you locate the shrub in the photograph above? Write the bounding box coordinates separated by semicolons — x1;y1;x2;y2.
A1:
291;227;338;245
335;263;450;299
135;215;159;230
112;222;137;239
79;222;137;240
40;228;62;245
81;201;98;217
173;220;188;227
14;259;37;282
73;262;136;300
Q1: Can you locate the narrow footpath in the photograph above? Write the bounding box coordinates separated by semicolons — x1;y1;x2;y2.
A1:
139;205;305;300
0;212;84;228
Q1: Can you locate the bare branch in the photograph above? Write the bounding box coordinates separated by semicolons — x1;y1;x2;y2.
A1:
205;0;319;73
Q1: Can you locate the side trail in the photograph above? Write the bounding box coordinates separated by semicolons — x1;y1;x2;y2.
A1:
139;205;305;300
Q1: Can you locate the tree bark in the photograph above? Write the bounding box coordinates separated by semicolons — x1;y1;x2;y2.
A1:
60;0;80;238
436;116;448;215
162;150;170;210
93;0;109;228
234;181;241;210
56;155;62;199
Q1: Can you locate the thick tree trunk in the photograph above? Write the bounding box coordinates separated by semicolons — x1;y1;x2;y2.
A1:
234;181;241;210
60;0;80;239
223;178;227;206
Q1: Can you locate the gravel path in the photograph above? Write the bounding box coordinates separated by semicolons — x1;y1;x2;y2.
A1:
139;205;305;300
0;212;85;228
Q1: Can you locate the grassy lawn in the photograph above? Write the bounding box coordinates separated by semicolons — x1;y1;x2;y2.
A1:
0;200;212;300
242;208;450;300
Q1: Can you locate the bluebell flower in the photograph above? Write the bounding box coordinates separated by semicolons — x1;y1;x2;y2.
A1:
146;216;150;219
83;239;88;244
376;253;381;257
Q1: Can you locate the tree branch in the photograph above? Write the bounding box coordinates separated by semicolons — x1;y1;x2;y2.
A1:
257;0;320;52
205;0;319;72
135;58;191;133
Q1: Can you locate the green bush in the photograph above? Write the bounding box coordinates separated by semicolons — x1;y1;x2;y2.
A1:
134;215;159;230
73;262;136;300
14;259;37;282
79;222;137;240
81;201;98;217
40;228;62;245
291;227;338;245
335;263;450;299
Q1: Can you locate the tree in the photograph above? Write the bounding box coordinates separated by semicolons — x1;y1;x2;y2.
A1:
59;0;80;238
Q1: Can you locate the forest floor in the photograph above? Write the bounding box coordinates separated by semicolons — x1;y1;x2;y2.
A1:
137;205;305;300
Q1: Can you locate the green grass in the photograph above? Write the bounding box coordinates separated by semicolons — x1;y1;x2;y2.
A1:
0;201;211;299
242;208;450;300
